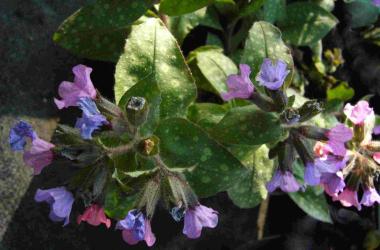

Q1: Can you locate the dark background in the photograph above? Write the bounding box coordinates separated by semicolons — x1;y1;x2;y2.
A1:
1;0;380;249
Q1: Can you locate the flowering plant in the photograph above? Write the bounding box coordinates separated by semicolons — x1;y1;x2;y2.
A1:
8;0;380;248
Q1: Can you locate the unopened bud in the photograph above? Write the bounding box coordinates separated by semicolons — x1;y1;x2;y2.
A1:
267;89;288;111
168;173;198;208
297;100;324;122
138;177;161;218
170;205;185;222
138;136;160;156
126;96;149;126
58;144;105;167
291;132;314;165
278;140;296;171
280;108;300;124
95;93;122;117
297;126;329;141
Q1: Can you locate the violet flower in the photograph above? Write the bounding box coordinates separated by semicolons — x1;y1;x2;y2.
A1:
23;138;54;175
334;188;361;210
54;64;97;109
116;210;156;247
75;97;108;139
221;64;254;101
321;171;345;198
77;204;111;228
256;58;289;90
326;123;353;157
374;125;380;135
34;187;74;226
372;0;380;7
343;100;373;125
266;170;301;193
183;204;218;239
360;188;380;206
9;121;36;151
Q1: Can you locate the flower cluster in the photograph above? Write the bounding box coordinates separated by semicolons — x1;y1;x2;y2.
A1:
9;65;219;247
222;58;380;206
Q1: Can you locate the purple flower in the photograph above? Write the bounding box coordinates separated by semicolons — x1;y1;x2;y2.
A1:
373;126;380;135
54;64;97;109
256;58;289;90
116;210;155;246
326;124;353;157
335;188;361;210
23;138;54;175
34;187;74;226
75;97;108;139
183;204;218;239
266;170;301;193
372;0;380;7
361;188;380;206
221;64;254;101
343;100;373;125
304;162;320;186
9;121;36;151
321;171;345;197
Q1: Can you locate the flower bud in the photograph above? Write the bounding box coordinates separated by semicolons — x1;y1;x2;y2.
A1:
297;100;324;122
280;108;300;124
95;92;122;118
291;132;314;165
137;136;160;156
138;177;161;218
126;96;149;126
168;173;198;208
267;89;288;111
297;126;329;141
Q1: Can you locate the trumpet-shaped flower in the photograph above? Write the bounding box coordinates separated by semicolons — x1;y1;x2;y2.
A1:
54;64;97;109
266;170;300;193
9;121;36;151
221;64;254;101
77;204;111;228
343;100;373;125
256;58;289;90
23;138;54;175
183;204;218;239
34;187;74;226
75;97;107;139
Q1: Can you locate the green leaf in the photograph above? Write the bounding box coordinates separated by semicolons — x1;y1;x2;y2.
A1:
228;145;275;208
155;118;248;197
160;0;214;16
280;2;338;46
104;181;137;219
168;7;222;44
263;0;286;23
114;18;197;119
327;82;355;102
53;0;153;62
241;21;293;88
239;0;267;17
346;0;379;28
188;46;237;95
211;105;286;145
187;103;229;131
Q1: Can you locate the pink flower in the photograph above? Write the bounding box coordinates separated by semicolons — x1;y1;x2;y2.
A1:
221;64;254;101
373;152;380;164
343;100;373;125
183;204;218;239
54;65;97;109
361;188;380;206
335;188;361;210
77;204;111;228
326;124;353;157
23;138;54;175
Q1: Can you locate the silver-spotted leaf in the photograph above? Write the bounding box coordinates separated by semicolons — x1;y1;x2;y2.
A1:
114;18;197;119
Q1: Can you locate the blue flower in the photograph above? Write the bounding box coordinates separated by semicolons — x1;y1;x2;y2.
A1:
75;97;108;139
9;120;36;151
256;58;289;90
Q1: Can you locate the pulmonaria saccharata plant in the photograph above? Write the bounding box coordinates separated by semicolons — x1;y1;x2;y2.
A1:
9;65;218;247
